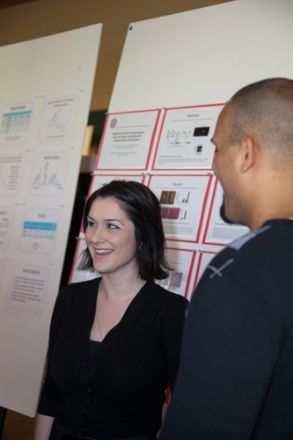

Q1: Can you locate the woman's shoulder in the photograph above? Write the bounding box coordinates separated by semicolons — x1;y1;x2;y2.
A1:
146;282;188;330
66;276;100;290
57;277;100;303
146;281;189;308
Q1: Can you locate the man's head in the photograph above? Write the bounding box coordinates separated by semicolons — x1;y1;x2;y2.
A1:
212;77;293;230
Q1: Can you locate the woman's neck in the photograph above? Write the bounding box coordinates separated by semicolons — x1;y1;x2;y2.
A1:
99;274;146;302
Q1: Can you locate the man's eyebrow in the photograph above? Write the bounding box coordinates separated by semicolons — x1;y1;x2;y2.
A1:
210;137;215;145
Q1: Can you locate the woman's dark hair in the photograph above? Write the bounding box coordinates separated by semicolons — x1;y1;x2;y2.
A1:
78;180;169;281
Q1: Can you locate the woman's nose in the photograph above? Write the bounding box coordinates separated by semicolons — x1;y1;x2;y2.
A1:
89;226;106;243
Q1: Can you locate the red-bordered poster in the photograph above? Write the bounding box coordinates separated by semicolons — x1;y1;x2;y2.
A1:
156;247;196;299
152;103;224;170
147;173;212;243
95;109;160;170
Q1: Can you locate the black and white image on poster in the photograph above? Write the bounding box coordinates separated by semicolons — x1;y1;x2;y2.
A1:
39;95;79;146
30;151;68;197
152;104;223;169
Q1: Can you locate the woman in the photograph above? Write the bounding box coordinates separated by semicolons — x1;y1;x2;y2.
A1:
34;180;188;440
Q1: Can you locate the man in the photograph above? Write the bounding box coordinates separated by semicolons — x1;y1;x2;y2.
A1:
160;78;293;439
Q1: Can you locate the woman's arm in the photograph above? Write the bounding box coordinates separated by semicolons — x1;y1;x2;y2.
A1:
161;295;188;390
35;288;69;439
33;413;54;440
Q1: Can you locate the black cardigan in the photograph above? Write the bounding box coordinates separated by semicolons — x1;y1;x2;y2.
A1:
38;278;188;438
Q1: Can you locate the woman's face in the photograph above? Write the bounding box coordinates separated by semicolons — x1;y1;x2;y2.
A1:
85;196;138;277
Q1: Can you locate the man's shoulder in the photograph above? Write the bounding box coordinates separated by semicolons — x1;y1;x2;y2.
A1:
230;219;293;252
200;219;293;282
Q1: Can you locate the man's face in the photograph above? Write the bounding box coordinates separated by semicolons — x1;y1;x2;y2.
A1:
212;105;244;225
219;196;234;224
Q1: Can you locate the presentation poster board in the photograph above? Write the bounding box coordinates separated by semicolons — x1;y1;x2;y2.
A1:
0;24;102;416
97;0;293;302
70;0;293;303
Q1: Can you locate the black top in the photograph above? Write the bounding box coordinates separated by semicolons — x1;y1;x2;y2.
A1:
161;219;293;440
38;278;188;439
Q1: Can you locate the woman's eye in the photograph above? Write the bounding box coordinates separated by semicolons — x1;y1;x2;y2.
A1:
87;219;96;228
107;222;119;229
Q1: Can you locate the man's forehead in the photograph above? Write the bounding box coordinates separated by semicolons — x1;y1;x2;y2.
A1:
215;104;232;134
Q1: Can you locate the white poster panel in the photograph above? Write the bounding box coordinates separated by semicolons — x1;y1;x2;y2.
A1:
148;174;212;242
203;179;249;246
95;109;160;170
153;104;223;170
0;24;102;416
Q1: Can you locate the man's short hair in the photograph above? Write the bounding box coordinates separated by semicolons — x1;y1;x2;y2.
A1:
228;77;293;164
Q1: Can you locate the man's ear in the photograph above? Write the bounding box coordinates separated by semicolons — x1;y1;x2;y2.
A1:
239;136;256;173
